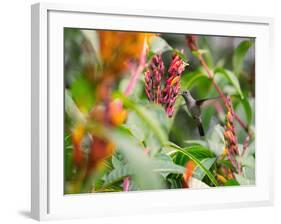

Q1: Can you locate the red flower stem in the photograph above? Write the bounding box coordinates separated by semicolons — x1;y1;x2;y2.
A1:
190;42;251;140
124;38;147;97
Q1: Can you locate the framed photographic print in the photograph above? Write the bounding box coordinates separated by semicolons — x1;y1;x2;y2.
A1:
31;2;274;221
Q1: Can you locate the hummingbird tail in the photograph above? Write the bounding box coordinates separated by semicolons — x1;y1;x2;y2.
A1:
198;122;205;137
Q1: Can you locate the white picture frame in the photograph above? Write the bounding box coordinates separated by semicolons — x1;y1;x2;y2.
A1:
31;2;274;221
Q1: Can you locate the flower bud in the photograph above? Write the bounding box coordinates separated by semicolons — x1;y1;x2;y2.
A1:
223;96;240;172
162;54;187;117
144;54;164;103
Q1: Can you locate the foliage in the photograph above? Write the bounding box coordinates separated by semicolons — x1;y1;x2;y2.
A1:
64;28;255;194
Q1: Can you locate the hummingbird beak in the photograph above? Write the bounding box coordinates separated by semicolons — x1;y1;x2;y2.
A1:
179;92;183;95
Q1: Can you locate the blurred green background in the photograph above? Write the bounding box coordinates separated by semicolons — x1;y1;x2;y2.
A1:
64;28;255;194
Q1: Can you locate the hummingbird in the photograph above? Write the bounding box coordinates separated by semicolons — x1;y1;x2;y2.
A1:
180;90;220;137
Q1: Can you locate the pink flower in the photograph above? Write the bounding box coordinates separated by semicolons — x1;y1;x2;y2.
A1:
144;53;187;117
144;54;164;104
162;54;187;117
168;54;186;76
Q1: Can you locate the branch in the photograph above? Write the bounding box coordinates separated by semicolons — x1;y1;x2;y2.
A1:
186;35;252;140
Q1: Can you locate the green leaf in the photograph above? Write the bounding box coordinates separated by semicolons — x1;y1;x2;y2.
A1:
186;145;216;159
147;51;155;61
184;140;208;148
111;155;123;168
240;98;253;124
109;128;165;190
181;70;210;90
243;166;255;181
81;30;101;63
193;158;216;180
192;49;209;58
223;85;238;96
201;105;217;132
168;144;216;181
234;153;256;185
234;173;255;185
64;134;73;180
165;143;219;186
65;90;86;124
245;142;255;156
125;111;146;142
214;67;244;99
182;149;218;186
149;36;172;54
233;40;254;76
207;124;225;156
114;92;167;145
197;37;214;68
71;77;96;112
237;155;255;169
216;58;226;68
155;152;185;185
146;103;171;135
125;104;169;154
225;179;240;186
103;155;185;189
145;132;161;154
151;158;185;174
167;178;182;189
103;164;132;188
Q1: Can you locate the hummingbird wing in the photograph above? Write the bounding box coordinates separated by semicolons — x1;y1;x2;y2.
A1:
196;96;222;108
178;96;223;109
178;98;220;109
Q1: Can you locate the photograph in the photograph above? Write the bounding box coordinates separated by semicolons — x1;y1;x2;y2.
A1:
64;28;255;194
